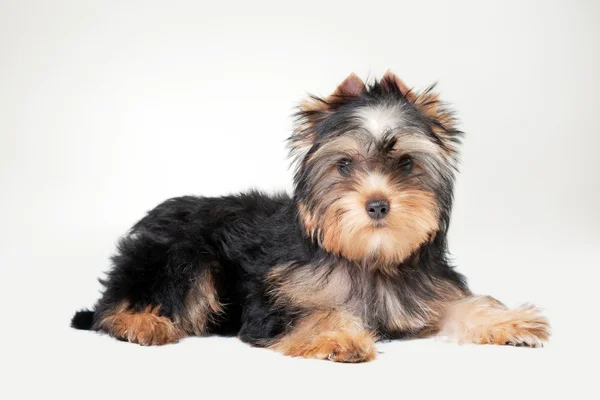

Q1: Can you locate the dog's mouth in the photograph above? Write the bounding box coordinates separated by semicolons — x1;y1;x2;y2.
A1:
369;220;388;229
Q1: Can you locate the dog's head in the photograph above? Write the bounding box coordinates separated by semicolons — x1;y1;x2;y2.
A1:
289;71;462;267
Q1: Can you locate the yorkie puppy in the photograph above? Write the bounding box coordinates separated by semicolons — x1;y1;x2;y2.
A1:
72;71;550;362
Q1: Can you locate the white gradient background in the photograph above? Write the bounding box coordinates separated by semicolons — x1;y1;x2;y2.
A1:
1;1;598;399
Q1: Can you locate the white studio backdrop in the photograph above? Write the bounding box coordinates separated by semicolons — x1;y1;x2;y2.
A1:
1;1;598;399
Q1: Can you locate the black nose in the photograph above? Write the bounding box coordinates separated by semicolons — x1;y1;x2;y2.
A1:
365;198;390;220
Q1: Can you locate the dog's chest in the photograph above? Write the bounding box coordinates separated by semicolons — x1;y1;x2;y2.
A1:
332;269;429;333
270;264;431;333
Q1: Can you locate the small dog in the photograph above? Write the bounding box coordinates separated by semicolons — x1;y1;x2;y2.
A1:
72;71;550;362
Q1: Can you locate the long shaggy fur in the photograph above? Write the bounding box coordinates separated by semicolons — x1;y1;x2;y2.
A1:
72;72;549;361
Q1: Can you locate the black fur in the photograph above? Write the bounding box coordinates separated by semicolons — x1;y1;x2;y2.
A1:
71;310;94;330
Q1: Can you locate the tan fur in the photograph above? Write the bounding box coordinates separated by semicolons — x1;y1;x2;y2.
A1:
179;269;224;335
269;309;376;363
267;263;352;309
414;91;458;152
320;172;440;268
97;303;185;346
297;202;318;239
438;296;551;347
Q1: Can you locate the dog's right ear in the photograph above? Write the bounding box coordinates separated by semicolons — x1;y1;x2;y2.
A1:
380;70;461;155
288;73;365;167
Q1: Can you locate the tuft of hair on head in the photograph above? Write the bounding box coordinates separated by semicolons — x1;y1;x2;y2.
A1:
288;71;462;172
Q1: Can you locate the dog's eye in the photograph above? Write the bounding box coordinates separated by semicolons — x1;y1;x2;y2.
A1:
398;155;413;172
337;158;353;176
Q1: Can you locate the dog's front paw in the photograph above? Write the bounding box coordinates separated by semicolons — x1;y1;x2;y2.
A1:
492;304;551;348
440;296;551;348
268;310;377;362
275;330;377;363
319;331;377;363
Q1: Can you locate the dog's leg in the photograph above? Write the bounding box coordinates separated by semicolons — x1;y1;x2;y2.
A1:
86;198;228;346
95;303;185;346
269;309;376;362
93;267;224;346
438;296;550;347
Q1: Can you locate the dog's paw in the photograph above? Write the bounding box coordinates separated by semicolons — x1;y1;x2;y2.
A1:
440;297;551;348
99;304;184;346
321;331;377;363
278;330;377;363
492;304;550;348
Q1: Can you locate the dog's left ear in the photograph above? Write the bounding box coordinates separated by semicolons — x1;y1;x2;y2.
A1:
289;73;365;166
381;70;460;153
380;70;415;100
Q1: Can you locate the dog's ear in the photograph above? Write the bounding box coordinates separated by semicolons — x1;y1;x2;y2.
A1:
288;73;365;166
382;70;460;154
380;70;414;100
330;73;365;98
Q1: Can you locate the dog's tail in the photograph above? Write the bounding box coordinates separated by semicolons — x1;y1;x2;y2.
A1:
71;309;95;330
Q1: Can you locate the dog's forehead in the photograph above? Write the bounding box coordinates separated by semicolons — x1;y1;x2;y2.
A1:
312;130;441;162
349;104;438;155
311;102;442;159
354;104;407;140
